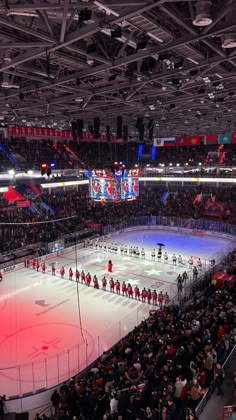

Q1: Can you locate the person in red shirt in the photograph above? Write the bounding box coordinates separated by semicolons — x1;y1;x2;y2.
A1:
32;259;36;270
25;258;30;268
102;276;107;290
152;290;157;305
158;291;164;309
75;269;80;282
69;268;73;281
147;289;152;304
60;266;65;278
36;260;40;271
81;270;85;284
127;284;133;299
51;263;56;276
0;271;3;281
122;281;127;296
86;272;92;286
164;292;169;307
94;276;99;289
115;280;120;294
134;286;140;300
110;278;115;292
141;288;147;302
108;260;113;273
42;262;46;274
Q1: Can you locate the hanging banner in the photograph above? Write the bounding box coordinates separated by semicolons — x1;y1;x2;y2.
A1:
7;125;72;140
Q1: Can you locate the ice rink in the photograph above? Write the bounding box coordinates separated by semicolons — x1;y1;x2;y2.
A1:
0;228;232;398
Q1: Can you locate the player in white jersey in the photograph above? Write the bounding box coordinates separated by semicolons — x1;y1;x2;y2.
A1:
178;255;183;266
136;247;140;258
164;252;168;263
141;248;145;259
124;245;128;256
188;257;194;269
129;246;133;256
120;244;124;255
197;258;202;270
151;249;156;261
172;253;177;265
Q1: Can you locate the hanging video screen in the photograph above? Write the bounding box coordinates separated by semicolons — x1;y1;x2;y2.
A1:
89;177;113;200
121;177;139;199
90;177;139;201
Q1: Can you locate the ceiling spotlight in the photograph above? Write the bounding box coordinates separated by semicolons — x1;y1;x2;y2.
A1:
193;1;212;27
222;35;236;49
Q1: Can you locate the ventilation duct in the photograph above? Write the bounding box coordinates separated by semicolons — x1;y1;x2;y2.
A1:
222;35;236;48
193;1;212;27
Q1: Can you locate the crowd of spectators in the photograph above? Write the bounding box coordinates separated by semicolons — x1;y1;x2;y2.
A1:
38;277;236;420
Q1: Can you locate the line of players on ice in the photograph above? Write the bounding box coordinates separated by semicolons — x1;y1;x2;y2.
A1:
85;239;203;270
25;258;169;307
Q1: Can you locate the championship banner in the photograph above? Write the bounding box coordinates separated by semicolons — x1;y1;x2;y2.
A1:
7;125;72;140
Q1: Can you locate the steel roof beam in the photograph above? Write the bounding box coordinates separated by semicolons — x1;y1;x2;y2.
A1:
60;0;70;44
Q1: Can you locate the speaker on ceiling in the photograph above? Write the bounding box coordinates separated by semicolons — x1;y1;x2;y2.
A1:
94;117;100;139
116;116;123;139
76;119;84;140
138;124;144;143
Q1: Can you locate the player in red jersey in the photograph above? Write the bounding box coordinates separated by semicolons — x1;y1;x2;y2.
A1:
93;276;99;289
127;284;133;299
36;260;40;271
81;270;85;284
164;292;170;306
122;281;127;296
32;259;36;270
141;288;147;302
75;269;80;282
42;262;46;274
158;291;164;309
134;286;140;300
60;266;65;278
152;290;157;305
102;276;107;290
115;280;120;294
25;258;30;268
147;289;152;305
86;272;92;286
51;263;56;276
69;268;73;281
109;278;115;292
108;260;113;273
0;271;2;281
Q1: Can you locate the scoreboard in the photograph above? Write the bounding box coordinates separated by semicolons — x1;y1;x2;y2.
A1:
89;176;139;201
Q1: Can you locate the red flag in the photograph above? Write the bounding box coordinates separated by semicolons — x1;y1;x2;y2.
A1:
232;134;236;144
175;136;188;146
204;134;218;144
187;135;200;146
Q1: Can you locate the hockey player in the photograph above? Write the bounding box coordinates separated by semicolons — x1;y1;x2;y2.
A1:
127;284;133;299
158;291;164;309
69;268;73;281
51;263;56;276
36;260;40;271
115;280;120;294
32;259;36;270
103;243;107;252
25;258;30;268
129;246;133;257
136;247;140;258
110;277;115;292
151;249;156;261
188;256;194;269
164;292;170;306
75;269;80;282
134;286;140;300
178;255;183;266
120;244;124;255
86;272;91;286
99;242;103;250
141;288;147;303
102;277;107;290
157;248;162;262
177;276;183;294
122;281;127;296
42;262;46;274
60;266;65;278
193;267;198;281
147;289;152;304
124;246;128;256
164;252;168;264
93;276;99;289
152;290;157;306
197;258;202;270
114;244;118;254
182;271;188;286
172;254;177;266
108;260;113;273
141;248;145;259
81;270;85;284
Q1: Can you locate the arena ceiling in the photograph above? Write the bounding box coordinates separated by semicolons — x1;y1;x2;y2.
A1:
1;0;236;137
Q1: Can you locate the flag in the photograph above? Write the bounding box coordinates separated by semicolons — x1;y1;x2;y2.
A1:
137;144;143;160
218;133;232;144
204;134;218;144
175;136;188;146
193;194;202;204
232;134;236;144
163;138;175;147
151;145;156;160
153;138;164;147
187;135;200;146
